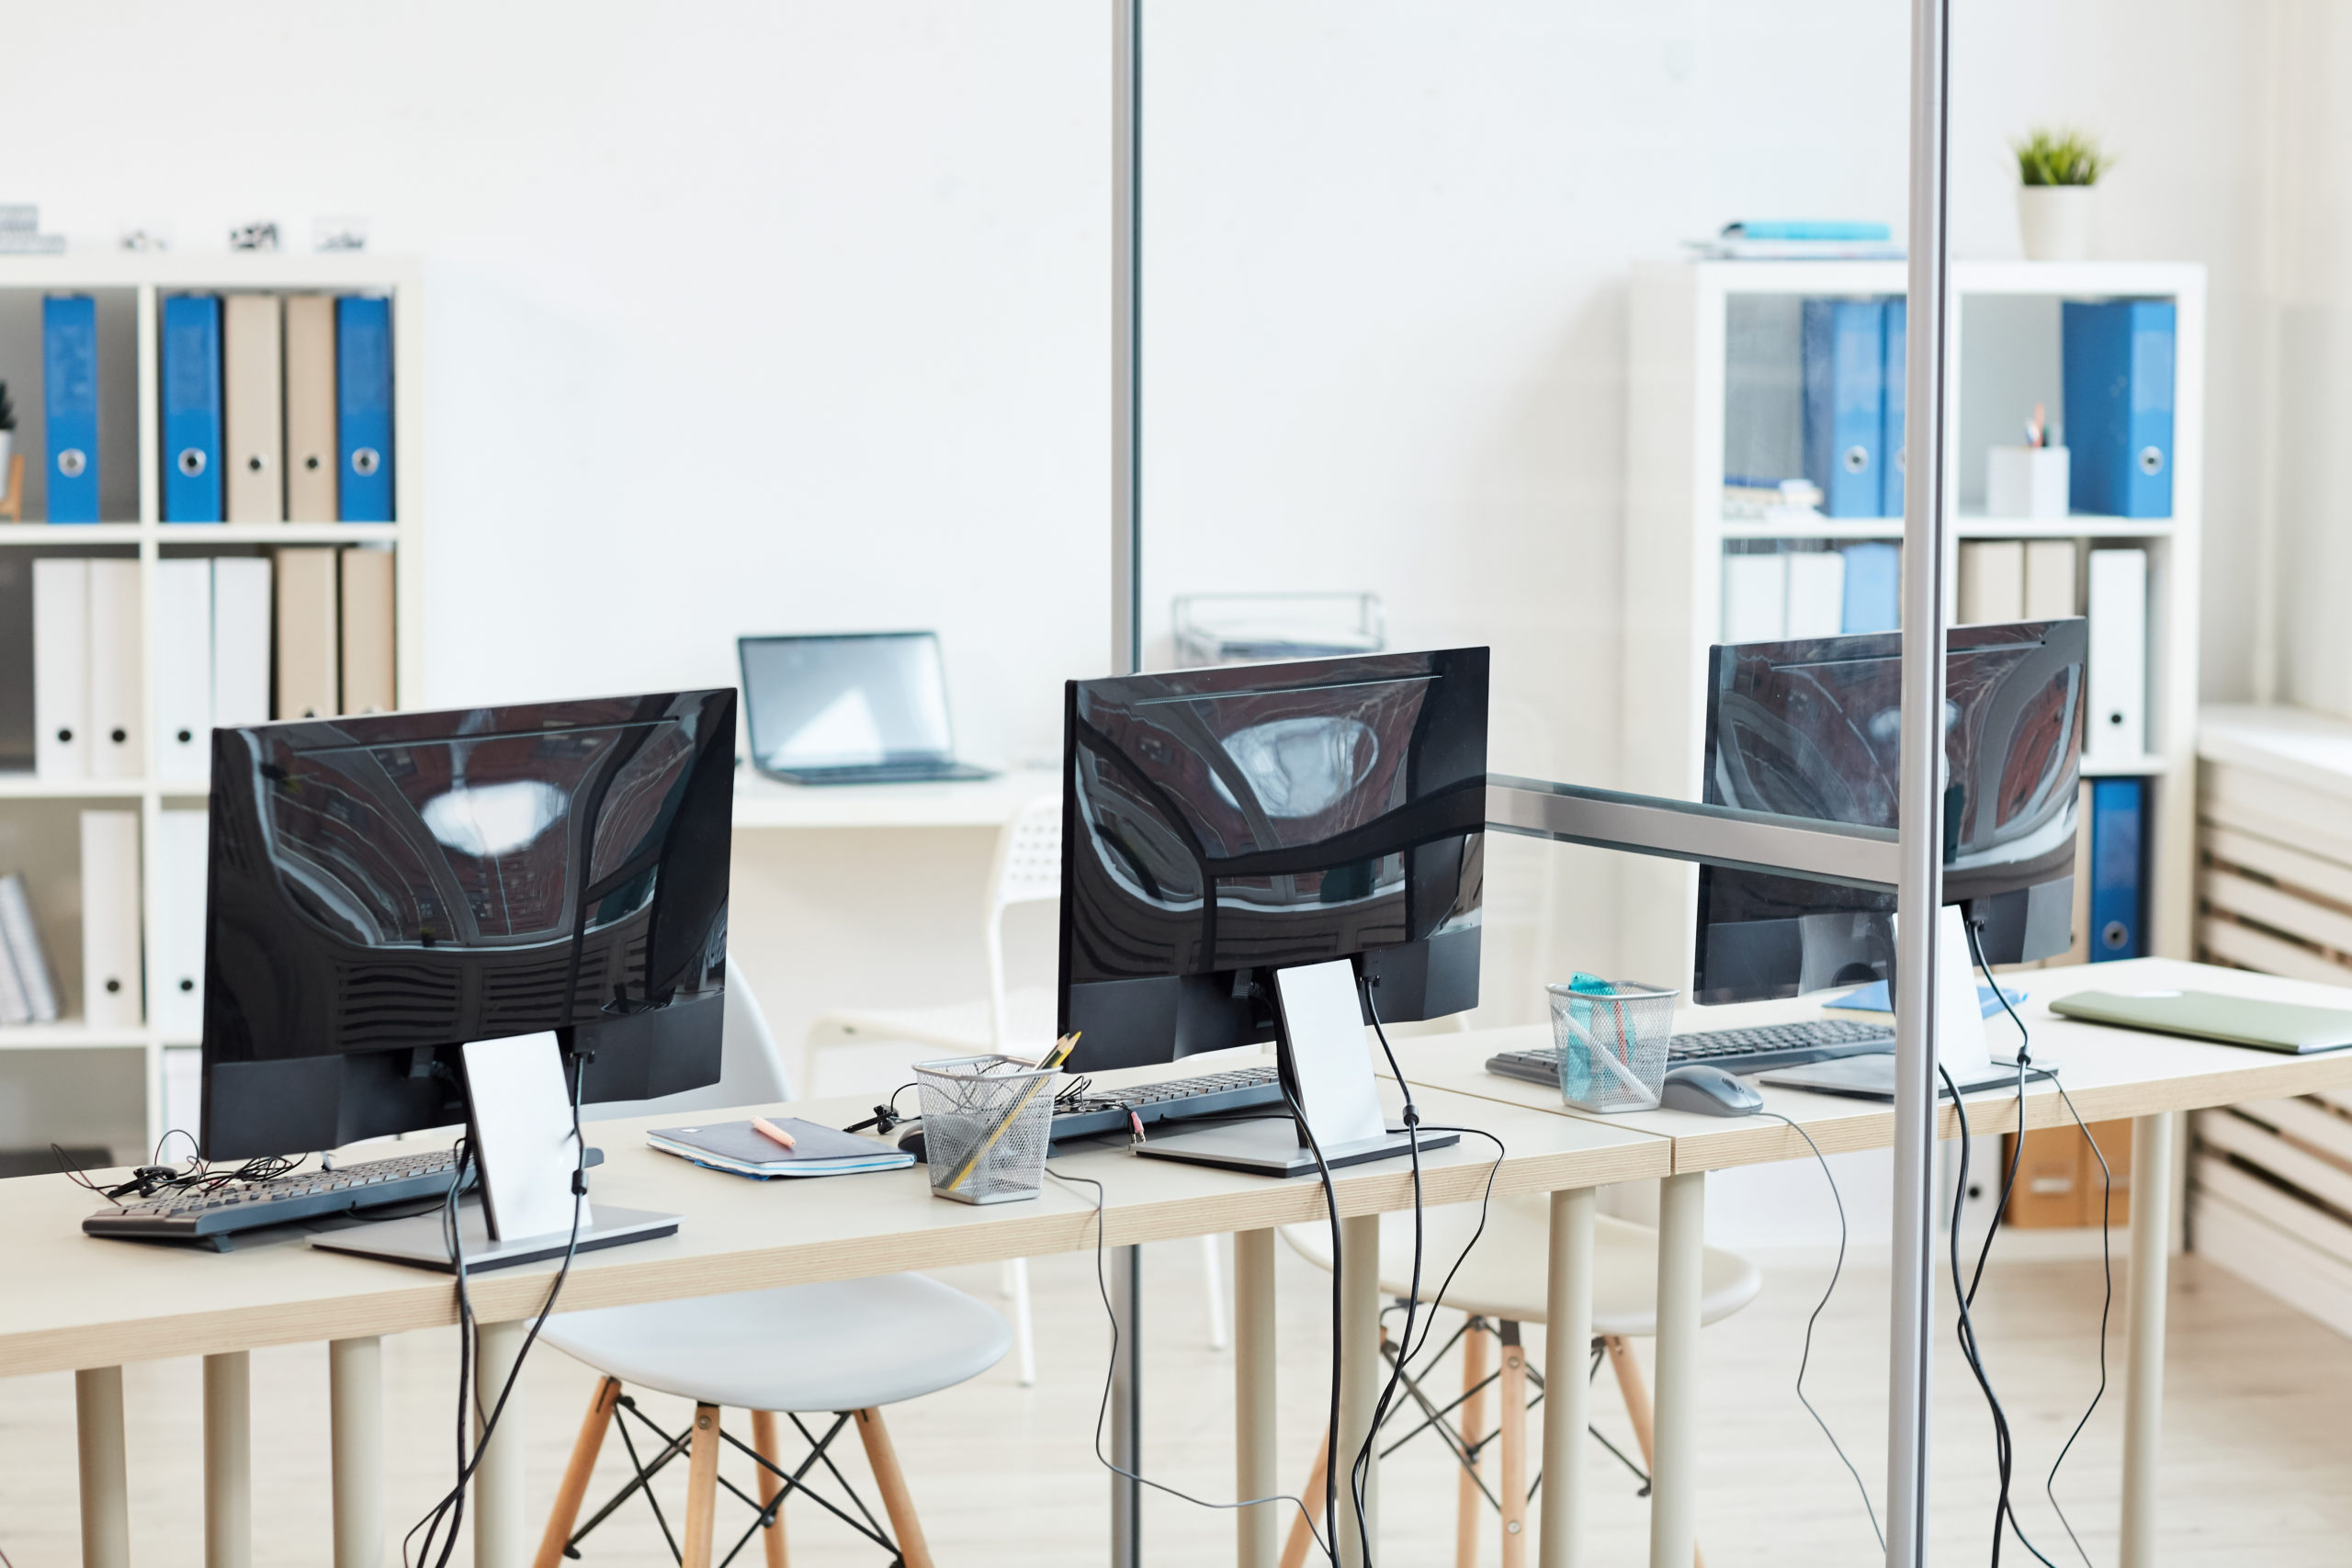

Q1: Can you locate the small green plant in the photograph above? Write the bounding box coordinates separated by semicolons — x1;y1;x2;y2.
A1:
2014;128;2112;186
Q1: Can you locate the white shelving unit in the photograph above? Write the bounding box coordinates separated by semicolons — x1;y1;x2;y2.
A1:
1620;258;2207;989
0;253;421;1160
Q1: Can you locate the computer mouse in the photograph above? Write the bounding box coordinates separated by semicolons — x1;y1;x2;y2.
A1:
897;1127;927;1163
1660;1064;1766;1118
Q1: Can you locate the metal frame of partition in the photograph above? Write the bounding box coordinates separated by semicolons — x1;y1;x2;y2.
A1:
1103;1;1953;1561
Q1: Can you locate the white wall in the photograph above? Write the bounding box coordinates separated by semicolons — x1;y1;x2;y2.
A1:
0;1;2300;1163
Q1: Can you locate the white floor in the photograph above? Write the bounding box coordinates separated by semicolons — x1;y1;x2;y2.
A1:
1;1235;2346;1565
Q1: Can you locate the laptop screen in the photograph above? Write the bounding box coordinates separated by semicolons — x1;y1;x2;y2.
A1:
741;633;956;770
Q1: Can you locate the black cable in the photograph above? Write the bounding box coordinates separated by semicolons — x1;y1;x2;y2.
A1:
1042;1163;1337;1565
2041;1076;2113;1568
1757;1110;1883;1550
1966;925;2115;1568
404;1051;593;1568
1351;976;1426;1566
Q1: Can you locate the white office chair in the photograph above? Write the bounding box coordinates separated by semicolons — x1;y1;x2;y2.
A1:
1276;1194;1760;1568
536;961;1012;1568
803;795;1230;1382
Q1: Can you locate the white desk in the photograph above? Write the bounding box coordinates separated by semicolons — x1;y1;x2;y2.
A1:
1396;957;2352;1568
730;765;1059;830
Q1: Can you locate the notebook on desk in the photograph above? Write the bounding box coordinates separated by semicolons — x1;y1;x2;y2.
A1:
649;1119;914;1179
2049;990;2352;1055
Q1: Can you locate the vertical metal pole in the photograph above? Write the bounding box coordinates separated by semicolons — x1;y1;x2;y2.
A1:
1235;1228;1281;1568
1111;6;1146;1561
204;1350;253;1568
2119;1111;2179;1568
1110;1243;1144;1567
1888;2;1952;1564
331;1336;386;1568
1112;0;1143;679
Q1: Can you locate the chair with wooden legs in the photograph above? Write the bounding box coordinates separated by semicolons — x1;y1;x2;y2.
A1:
1276;1191;1760;1568
534;964;1013;1567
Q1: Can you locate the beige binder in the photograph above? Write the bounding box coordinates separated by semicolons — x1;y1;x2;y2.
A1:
340;547;396;714
2023;539;2078;620
275;547;339;718
224;293;284;523
1956;540;2025;625
284;295;336;521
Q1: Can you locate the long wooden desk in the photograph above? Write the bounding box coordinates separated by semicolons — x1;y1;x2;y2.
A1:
1391;956;2352;1568
2;1056;1668;1568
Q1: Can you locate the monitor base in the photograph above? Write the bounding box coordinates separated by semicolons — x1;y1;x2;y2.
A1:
307;1199;678;1272
1132;1119;1458;1179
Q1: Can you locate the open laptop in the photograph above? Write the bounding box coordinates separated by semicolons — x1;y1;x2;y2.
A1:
739;632;997;785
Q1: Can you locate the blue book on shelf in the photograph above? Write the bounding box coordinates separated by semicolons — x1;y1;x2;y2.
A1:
1802;298;1884;517
2089;776;2145;961
42;295;99;522
1724;220;1892;242
336;295;394;522
1840;541;1900;633
162;295;222;523
2063;299;2175;518
1881;297;1906;519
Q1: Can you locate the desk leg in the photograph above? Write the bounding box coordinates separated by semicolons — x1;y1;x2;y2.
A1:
1110;1244;1142;1568
1647;1172;1704;1568
2120;1111;2177;1568
1541;1188;1595;1568
1236;1228;1280;1568
1335;1211;1382;1568
204;1351;251;1568
331;1336;384;1568
474;1319;529;1568
75;1365;129;1568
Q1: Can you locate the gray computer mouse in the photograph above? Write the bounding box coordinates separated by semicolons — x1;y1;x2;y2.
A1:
1660;1064;1766;1117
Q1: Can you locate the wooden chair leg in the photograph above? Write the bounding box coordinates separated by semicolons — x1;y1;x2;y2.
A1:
1279;1427;1333;1568
751;1410;791;1568
1604;1336;1704;1568
681;1404;723;1568
1498;1322;1530;1568
854;1407;936;1568
533;1376;620;1568
1455;1320;1489;1568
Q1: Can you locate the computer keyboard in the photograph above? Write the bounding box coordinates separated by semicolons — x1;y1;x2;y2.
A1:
1486;1016;1896;1088
1049;1065;1288;1144
82;1147;505;1248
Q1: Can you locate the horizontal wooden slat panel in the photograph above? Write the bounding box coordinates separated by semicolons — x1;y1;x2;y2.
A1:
2204;822;2352;908
2199;916;2352;985
2200;1106;2352;1215
2192;1186;2352;1337
2201;761;2352;866
2237;1096;2352;1169
2195;1150;2352;1269
2203;867;2352;957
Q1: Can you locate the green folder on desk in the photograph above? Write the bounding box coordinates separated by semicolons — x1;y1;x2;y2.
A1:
2050;990;2352;1055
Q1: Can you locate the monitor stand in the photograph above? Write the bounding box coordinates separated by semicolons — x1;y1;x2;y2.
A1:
309;1032;680;1272
1133;959;1459;1179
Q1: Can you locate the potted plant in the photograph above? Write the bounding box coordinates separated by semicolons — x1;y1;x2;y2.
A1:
2013;128;2111;262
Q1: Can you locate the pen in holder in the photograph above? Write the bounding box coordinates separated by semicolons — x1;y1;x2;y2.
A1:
913;1053;1064;1204
1546;976;1678;1112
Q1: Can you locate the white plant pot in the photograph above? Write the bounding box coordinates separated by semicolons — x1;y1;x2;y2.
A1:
2018;185;2094;262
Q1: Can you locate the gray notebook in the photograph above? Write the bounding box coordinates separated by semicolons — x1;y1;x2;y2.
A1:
2049;990;2352;1055
649;1118;912;1177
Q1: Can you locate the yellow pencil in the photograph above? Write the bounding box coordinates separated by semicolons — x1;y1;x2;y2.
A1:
943;1033;1080;1193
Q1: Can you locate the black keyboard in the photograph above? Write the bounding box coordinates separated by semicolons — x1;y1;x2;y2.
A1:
79;1147;602;1248
1049;1066;1287;1144
1487;1017;1896;1087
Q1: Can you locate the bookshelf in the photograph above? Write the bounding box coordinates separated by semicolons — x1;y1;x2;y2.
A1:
0;253;421;1161
1620;257;2207;991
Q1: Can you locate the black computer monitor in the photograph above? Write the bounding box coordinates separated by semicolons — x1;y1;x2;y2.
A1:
1058;648;1488;1073
1693;620;2086;1005
199;689;737;1160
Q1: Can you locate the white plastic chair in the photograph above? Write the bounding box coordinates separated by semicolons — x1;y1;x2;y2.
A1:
1277;1193;1760;1568
536;961;1012;1568
803;795;1230;1382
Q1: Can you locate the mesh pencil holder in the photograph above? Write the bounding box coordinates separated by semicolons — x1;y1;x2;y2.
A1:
1545;980;1678;1112
913;1055;1061;1205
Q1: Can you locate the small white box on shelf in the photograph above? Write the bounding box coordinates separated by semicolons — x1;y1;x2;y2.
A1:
1986;445;2070;519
